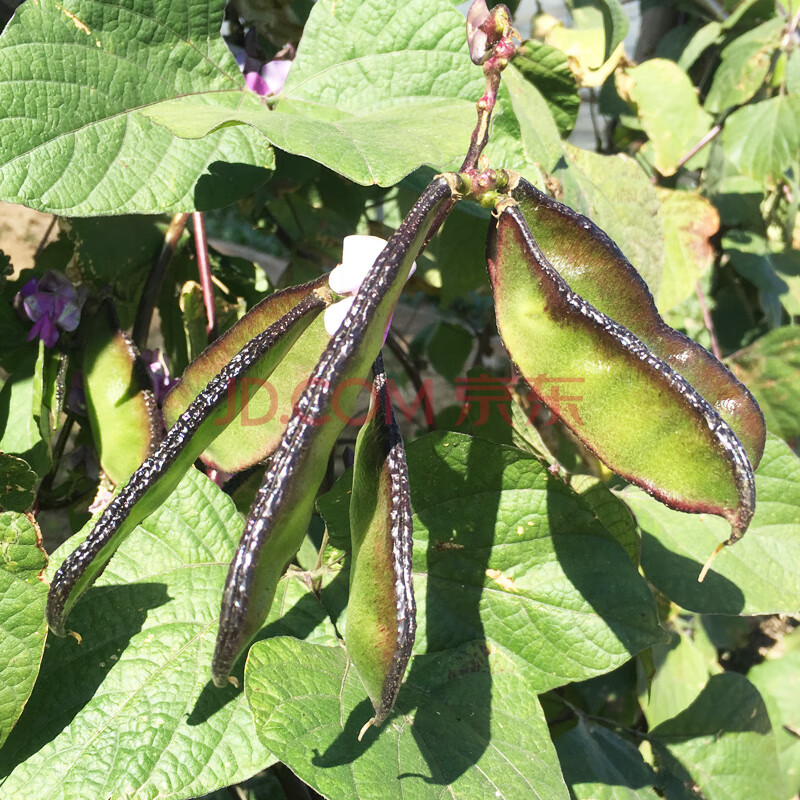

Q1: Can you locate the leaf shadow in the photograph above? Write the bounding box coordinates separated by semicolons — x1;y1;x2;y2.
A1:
194;162;272;212
0;582;169;778
188;569;350;725
640;530;745;614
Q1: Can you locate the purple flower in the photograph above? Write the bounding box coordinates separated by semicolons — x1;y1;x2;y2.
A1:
17;271;85;348
244;59;291;96
141;348;176;406
230;39;292;97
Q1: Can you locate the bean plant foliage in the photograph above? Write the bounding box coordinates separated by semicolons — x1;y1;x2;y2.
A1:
0;0;799;798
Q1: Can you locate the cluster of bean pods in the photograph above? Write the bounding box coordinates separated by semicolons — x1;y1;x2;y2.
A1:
46;3;765;732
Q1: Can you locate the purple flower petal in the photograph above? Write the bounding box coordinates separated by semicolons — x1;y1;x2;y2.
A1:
466;0;491;65
245;70;271;96
261;60;291;95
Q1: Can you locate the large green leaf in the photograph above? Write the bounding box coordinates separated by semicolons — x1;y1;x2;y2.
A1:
0;0;274;215
319;432;665;690
503;63;565;174
627;434;800;615
143;0;483;186
704;18;783;113
0;357;51;478
650;673;785;800
748;630;800;798
0;468;308;800
0;511;47;748
246;637;570;800
723;95;800;183
729;327;800;441
639;631;712;729
511;40;580;137
618;59;712;177
555;718;661;800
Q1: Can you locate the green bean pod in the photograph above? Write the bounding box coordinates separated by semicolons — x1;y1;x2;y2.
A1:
509;177;766;467
487;198;755;545
210;174;457;687
163;277;331;473
346;354;414;736
83;300;159;485
46;283;330;636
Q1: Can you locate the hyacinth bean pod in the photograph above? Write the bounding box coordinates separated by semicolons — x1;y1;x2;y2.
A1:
510;178;766;467
346;355;415;737
82;300;159;485
487;199;756;544
46;285;330;636
164;276;332;473
211;174;456;686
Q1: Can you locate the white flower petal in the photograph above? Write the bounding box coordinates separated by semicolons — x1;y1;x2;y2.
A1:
328;235;387;295
323;296;356;336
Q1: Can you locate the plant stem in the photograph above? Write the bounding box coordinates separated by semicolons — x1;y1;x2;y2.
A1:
696;280;722;360
674;123;722;171
34;216;57;259
386;330;436;432
192;211;216;342
132;212;189;349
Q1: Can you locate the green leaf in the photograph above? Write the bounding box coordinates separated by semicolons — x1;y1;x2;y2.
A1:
570;474;640;564
424;321;473;383
0;453;37;513
723;95;800;183
484;63;565;174
0;357;51;478
246;637;570;800
748;631;800;797
0;511;47;748
650;673;785;800
143;0;483;187
0;0;274;215
655;189;719;314
729;327;800;441
320;432;665;689
676;22;723;71
555;718;661;800
618;59;712;176
627;434;800;614
723;231;800;325
592;0;629;62
704;18;783;113
639;631;711;729
512;41;580;136
0;468;300;800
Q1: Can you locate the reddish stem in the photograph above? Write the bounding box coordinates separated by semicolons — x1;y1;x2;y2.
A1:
696;280;722;360
192;211;216;341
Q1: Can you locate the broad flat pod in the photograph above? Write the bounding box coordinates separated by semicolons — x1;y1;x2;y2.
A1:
346;355;415;737
211;174;456;686
82;301;159;485
509;178;766;467
46;284;329;636
486;196;756;551
164;277;331;473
